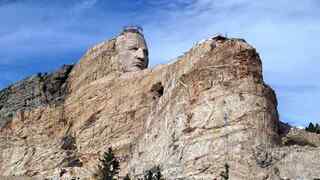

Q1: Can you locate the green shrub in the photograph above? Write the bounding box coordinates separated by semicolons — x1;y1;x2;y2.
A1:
96;149;164;180
305;122;320;134
123;174;131;180
98;147;120;180
220;163;229;180
142;166;163;180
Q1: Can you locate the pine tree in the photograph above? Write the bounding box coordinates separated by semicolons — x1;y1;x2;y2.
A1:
142;166;163;180
123;174;131;180
315;123;320;134
306;122;315;132
305;122;320;134
220;163;229;180
98;147;120;180
310;123;315;132
154;166;162;180
144;170;153;180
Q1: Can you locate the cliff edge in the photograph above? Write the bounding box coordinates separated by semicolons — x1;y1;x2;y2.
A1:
0;29;319;180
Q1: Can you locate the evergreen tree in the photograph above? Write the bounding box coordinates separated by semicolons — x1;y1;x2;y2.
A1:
98;147;120;180
154;166;162;180
315;123;320;134
220;163;229;180
144;170;153;180
306;122;320;134
123;174;131;180
306;122;314;132
143;166;163;180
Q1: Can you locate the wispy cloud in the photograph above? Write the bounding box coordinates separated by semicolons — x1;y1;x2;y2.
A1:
140;0;320;126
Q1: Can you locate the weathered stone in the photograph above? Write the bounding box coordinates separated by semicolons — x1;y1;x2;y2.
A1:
116;30;149;72
280;123;320;147
0;65;73;128
61;135;77;151
0;29;319;180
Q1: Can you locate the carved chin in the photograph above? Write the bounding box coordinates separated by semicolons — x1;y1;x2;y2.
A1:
121;57;148;72
131;59;147;70
126;66;142;72
134;62;146;69
125;63;144;71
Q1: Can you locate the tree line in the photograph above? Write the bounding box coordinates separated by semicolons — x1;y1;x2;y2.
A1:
97;147;163;180
305;122;320;134
97;147;230;180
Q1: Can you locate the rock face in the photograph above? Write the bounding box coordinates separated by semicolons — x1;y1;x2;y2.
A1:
0;29;319;180
0;65;73;127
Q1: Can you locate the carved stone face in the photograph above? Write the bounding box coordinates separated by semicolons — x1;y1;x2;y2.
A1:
116;32;149;72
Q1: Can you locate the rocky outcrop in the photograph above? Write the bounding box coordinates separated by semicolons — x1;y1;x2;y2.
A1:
280;122;320;147
0;65;73;128
0;29;319;180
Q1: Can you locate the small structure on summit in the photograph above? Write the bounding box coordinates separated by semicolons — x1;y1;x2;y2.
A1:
123;25;144;34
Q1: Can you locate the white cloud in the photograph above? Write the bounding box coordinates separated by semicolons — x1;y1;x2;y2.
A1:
71;0;98;13
142;0;320;125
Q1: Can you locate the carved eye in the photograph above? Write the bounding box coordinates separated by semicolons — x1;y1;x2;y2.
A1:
129;47;139;51
143;49;149;56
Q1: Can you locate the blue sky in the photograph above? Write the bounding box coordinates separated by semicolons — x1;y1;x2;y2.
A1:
0;0;319;126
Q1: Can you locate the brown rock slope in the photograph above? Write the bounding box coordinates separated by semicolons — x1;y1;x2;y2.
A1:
0;29;319;180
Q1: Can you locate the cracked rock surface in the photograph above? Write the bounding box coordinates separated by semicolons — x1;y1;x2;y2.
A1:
0;31;319;180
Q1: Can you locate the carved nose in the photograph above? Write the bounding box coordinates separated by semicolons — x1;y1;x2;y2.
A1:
135;48;145;59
